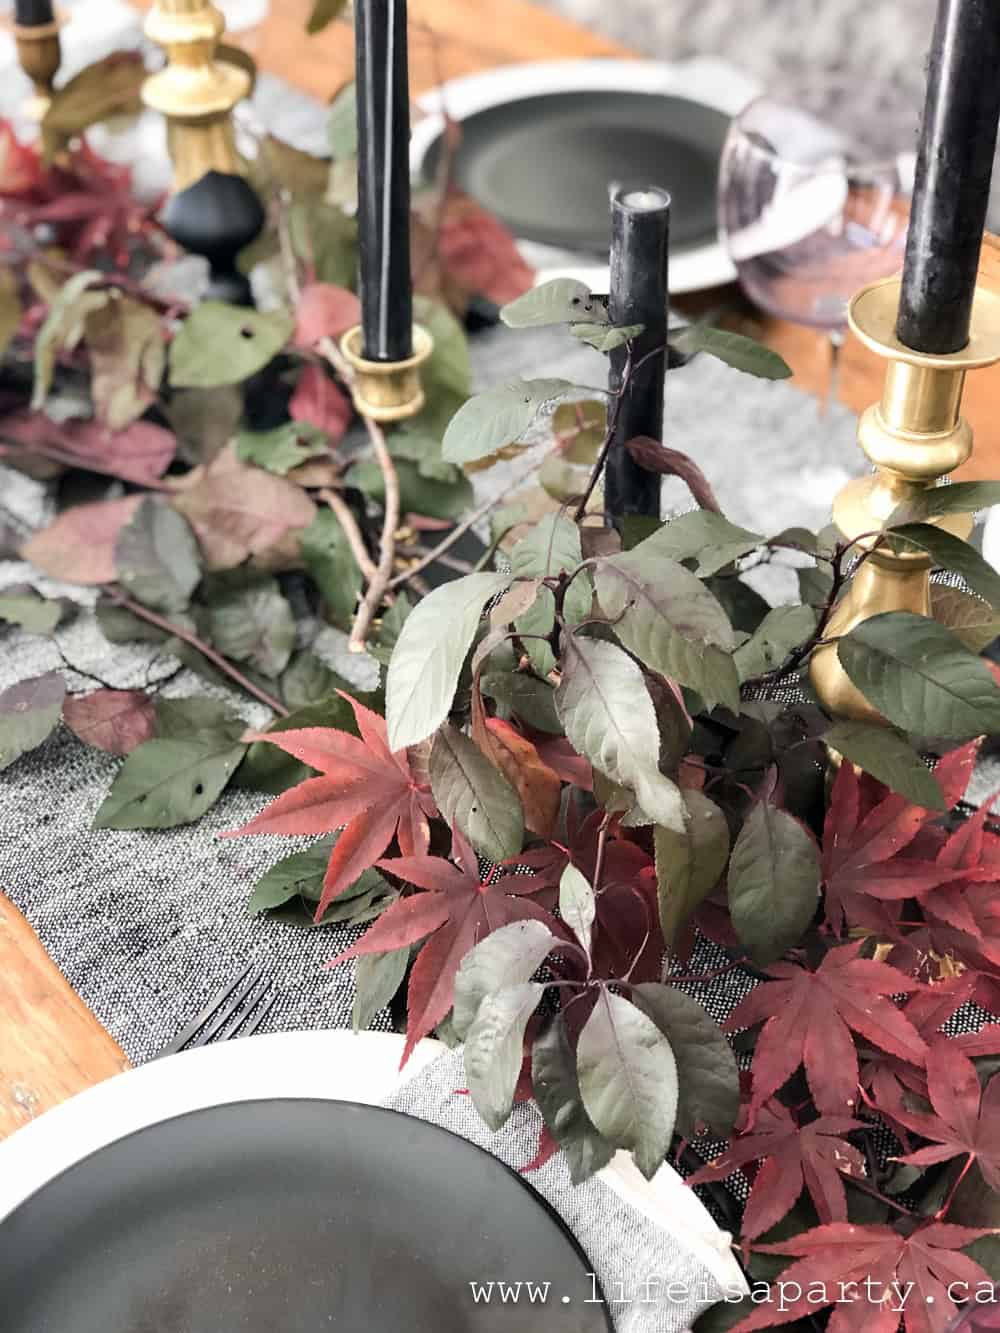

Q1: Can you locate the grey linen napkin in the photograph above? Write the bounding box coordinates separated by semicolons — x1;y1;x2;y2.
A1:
382;1046;740;1333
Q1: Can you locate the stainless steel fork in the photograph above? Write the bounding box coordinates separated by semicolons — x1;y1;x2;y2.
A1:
153;964;276;1060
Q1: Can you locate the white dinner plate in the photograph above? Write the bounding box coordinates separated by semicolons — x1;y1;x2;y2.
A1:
0;1029;745;1294
410;58;762;295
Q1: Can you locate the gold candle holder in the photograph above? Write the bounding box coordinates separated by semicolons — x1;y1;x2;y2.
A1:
339;324;434;423
810;274;1000;722
141;0;252;192
13;13;66;158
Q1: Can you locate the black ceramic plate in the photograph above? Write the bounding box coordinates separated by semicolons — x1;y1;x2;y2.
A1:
422;89;730;255
0;1099;613;1333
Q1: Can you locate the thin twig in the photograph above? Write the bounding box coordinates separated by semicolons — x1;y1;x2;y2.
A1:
385;455;545;591
317;487;377;581
349;414;400;651
107;588;289;717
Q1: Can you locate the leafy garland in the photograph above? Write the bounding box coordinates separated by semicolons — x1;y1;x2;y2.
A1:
5;47;1000;1333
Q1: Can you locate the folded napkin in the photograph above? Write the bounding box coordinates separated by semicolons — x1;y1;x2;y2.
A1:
382;1046;746;1333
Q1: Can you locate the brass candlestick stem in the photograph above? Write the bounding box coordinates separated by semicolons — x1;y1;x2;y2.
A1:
810;275;1000;722
141;0;250;193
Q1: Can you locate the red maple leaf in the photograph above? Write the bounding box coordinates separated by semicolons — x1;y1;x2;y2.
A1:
725;940;926;1115
734;1221;994;1332
862;976;980;1118
433;189;535;305
329;832;562;1063
821;743;982;934
687;1099;866;1240
223;692;436;918
922;803;1000;966
892;1040;1000;1193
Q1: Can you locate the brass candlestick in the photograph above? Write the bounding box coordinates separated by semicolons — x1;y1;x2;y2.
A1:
13;13;66;158
141;0;264;305
810;274;1000;722
141;0;250;193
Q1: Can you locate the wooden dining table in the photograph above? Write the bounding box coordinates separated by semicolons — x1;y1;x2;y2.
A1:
3;0;1000;1142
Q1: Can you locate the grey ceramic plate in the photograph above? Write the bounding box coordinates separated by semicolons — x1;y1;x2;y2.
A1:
0;1098;612;1333
421;89;730;256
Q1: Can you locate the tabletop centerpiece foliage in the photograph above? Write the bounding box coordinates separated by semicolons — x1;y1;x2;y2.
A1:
7;36;1000;1333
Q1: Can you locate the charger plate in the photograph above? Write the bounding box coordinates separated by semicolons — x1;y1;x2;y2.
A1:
0;1096;612;1332
0;1031;747;1328
410;58;762;295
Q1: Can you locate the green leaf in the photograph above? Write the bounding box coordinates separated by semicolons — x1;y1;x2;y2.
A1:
571;322;643;352
96;597;189;645
289;200;357;288
203;575;296;679
113;497;201;613
353;947;409;1031
32;270;109;408
480;669;562;734
299;507;363;631
838;611;1000;740
93;734;245;829
576;989;678;1180
628;509;763;577
0;587;66;635
931;585;1000;652
235;695;358;794
734;604;817;683
248;838;338;912
347;456;474;521
671;324;792;380
236;422;329;476
442;379;573;465
281;649;357;712
386;572;510;750
429;723;524;861
452;919;557;1041
823;720;945;810
631;983;741;1139
559;863;595;955
890;522;1000;608
531;1014;616;1184
555;634;684;832
0;672;65;772
327;81;357;160
370;592;413;667
306;0;347;33
889;481;1000;525
511;513;591;622
500;278;607;329
153;696;246;743
168;302;295;389
728;803;820;967
594;551;739;712
465;982;544;1132
655;789;730;952
798;565;835;609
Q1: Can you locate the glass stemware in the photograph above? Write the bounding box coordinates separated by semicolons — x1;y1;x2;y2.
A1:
718;81;915;407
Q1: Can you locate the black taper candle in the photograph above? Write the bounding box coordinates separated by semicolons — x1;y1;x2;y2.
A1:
896;0;1000;354
14;0;54;27
605;187;670;530
355;0;414;363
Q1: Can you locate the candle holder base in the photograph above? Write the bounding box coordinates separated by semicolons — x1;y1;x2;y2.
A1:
810;276;1000;723
339;324;434;424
